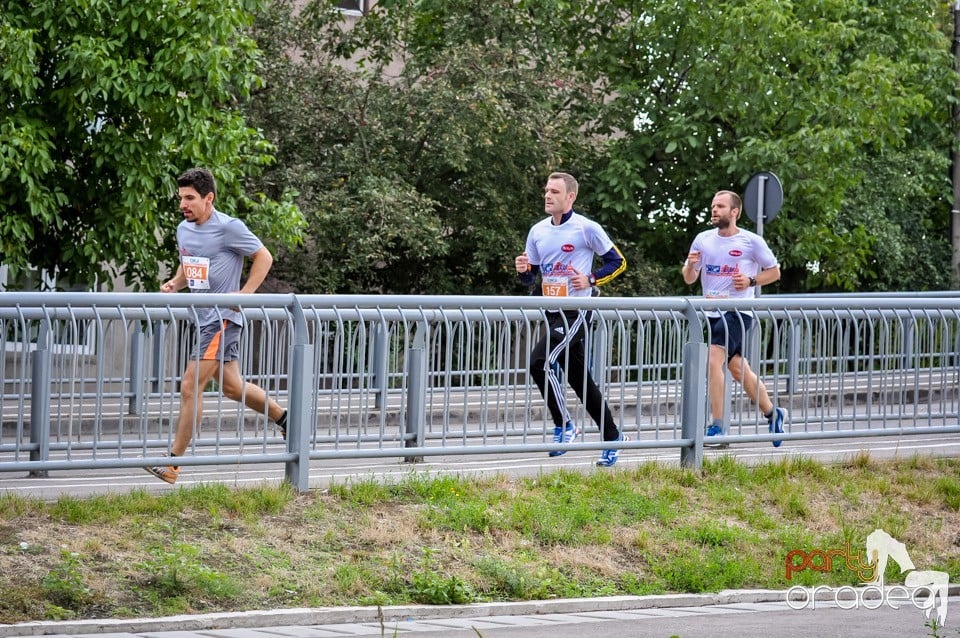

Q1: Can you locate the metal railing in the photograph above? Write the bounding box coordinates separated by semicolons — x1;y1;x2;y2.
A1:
2;292;959;491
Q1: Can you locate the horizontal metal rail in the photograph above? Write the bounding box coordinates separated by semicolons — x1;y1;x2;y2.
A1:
1;292;958;491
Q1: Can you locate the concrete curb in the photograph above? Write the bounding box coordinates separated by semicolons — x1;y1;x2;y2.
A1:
0;589;788;636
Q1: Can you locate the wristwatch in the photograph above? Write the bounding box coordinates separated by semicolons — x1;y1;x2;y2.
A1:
749;276;757;287
588;273;597;286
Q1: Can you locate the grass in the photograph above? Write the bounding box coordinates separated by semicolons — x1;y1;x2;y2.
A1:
1;453;958;624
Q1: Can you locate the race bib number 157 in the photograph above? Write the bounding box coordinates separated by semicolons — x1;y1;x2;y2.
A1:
541;275;569;297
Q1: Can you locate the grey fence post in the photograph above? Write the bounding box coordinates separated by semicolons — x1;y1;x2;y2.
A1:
787;318;800;395
28;318;52;477
372;321;388;409
591;318;608;393
901;315;915;370
151;320;166;394
129;323;145;415
404;321;427;463
284;298;314;492
680;340;708;470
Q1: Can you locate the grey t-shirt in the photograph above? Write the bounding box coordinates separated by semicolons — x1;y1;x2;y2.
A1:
176;209;264;326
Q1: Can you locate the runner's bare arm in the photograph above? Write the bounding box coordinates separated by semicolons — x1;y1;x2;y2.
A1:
161;266;187;293
240;246;274;294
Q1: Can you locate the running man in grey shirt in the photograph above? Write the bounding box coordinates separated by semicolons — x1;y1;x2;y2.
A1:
146;168;287;484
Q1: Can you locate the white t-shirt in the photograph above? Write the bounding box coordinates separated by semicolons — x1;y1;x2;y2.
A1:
525;212;614;299
688;228;777;316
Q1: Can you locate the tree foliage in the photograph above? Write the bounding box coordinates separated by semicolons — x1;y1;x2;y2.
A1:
556;0;957;292
0;0;303;290
246;0;616;295
247;0;956;295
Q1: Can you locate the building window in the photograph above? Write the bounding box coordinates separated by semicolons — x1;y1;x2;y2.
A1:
338;0;366;15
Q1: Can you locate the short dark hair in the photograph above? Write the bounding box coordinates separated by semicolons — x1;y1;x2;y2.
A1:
177;168;217;198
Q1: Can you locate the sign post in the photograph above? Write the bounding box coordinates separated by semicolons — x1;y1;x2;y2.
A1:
743;171;783;237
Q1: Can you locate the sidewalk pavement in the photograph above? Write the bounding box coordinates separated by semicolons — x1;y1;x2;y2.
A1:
3;587;958;638
0;589;794;637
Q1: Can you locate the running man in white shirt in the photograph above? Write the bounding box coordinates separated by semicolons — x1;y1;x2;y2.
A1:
515;172;629;466
146;168;288;483
681;190;786;446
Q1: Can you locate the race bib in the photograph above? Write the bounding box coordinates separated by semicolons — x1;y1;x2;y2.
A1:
182;256;211;290
705;289;729;299
542;275;569;297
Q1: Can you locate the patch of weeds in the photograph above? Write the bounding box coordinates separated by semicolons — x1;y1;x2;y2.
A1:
762;455;832;482
675;468;701;488
0;585;47;623
563;575;619;598
421;495;500;534
171;483;292;521
135;542;241;602
221;483;294;519
934;476;960;511
505;489;601;545
895;473;938;506
652;547;761;592
655;485;688;512
619;571;665;596
704;454;753;484
901;454;937;471
40;550;102;614
42;604;76;621
0;522;21;545
330;477;391;506
302;496;329;521
50;490;167;524
332;562;369;595
582;472;669;525
735;503;778;531
773;486;810;520
845;449;874;470
412;570;475;605
675;520;742;548
0;493;44;518
265;580;302;604
524;468;584;493
409;549;475;605
783;455;832;481
357;590;395;607
51;495;103;525
473;556;553;600
414;477;506;534
254;546;293;572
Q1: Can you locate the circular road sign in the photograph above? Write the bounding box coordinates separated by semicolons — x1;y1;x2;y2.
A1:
743;171;783;223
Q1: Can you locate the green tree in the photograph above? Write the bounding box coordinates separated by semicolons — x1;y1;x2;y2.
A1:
0;0;303;291
558;0;957;292
247;0;956;296
246;0;633;295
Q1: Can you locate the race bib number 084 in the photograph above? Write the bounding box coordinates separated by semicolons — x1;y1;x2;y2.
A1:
182;256;211;290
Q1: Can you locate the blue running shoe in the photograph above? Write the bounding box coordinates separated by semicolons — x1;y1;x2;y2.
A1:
596;434;629;467
704;423;728;448
769;407;786;447
549;422;580;457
